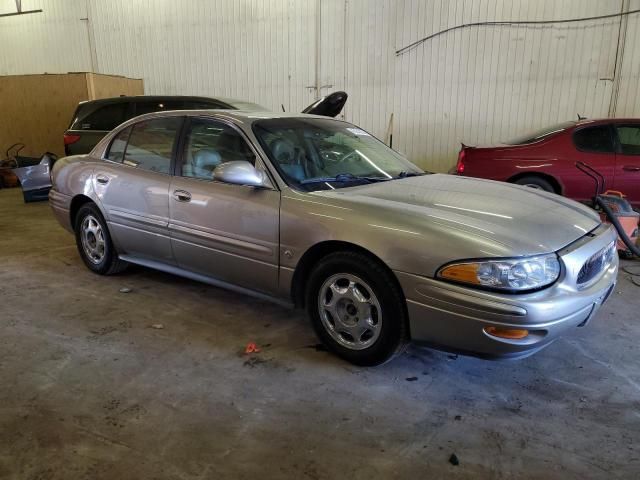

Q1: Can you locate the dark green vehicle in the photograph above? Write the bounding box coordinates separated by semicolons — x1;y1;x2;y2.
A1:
63;96;267;156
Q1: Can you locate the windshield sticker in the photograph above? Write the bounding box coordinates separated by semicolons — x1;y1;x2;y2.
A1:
346;128;370;136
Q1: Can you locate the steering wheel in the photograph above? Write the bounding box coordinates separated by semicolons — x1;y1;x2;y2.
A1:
340;150;361;164
322;149;360;164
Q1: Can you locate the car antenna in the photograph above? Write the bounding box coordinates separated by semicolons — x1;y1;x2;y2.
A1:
281;104;286;112
577;113;587;120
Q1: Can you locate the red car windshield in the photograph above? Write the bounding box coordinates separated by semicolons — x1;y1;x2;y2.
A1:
505;121;576;145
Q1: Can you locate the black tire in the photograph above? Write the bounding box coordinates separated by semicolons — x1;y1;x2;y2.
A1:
306;251;408;366
74;203;128;275
513;175;555;193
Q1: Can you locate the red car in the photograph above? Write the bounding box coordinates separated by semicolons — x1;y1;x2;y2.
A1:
455;119;640;209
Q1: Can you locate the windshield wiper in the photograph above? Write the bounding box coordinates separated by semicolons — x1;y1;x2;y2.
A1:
299;173;389;185
395;171;427;178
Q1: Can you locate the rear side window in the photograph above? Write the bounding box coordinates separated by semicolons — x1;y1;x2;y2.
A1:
123;117;182;174
573;126;614;153
106;127;131;162
77;103;127;131
615;126;640;155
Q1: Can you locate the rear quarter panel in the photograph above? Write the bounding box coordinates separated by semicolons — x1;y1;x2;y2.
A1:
462;135;566;184
462;129;613;203
50;155;101;230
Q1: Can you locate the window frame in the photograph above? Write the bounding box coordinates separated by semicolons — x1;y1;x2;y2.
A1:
174;115;278;190
572;124;616;155
102;116;185;176
105;125;133;163
612;123;640;156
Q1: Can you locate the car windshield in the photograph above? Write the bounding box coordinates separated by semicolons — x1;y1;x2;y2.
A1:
253;118;424;191
504;121;576;145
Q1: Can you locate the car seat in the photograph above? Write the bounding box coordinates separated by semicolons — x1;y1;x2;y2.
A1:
270;138;305;181
185;149;222;179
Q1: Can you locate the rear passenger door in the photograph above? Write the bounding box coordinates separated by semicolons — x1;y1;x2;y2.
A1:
94;116;184;264
613;124;640;209
570;124;616;202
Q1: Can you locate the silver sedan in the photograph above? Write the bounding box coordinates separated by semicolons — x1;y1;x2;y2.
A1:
49;110;618;365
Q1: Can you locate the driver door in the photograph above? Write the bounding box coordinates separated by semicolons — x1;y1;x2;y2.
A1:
168;117;281;294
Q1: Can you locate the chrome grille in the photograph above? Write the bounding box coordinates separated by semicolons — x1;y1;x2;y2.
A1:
577;241;615;287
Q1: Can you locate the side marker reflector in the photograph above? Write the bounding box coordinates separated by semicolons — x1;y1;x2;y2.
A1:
484;326;529;340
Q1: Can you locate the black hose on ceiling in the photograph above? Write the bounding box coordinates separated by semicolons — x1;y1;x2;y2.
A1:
396;8;640;56
595;196;640;258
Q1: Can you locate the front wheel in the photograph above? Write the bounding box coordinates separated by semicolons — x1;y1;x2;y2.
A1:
306;251;408;366
74;203;128;275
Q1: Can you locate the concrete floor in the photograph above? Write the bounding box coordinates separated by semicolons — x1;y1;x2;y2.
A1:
0;187;639;479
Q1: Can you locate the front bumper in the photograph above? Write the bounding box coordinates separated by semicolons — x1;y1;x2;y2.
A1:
398;224;619;358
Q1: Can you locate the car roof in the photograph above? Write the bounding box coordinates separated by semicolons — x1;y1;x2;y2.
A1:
201;109;335;121
124;108;341;125
77;95;245;107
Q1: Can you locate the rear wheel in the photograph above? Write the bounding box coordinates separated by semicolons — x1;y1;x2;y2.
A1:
306;251;408;366
513;175;555;193
74;203;127;275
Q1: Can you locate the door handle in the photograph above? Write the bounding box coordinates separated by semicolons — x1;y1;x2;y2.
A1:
622;165;640;172
173;190;192;202
96;175;110;185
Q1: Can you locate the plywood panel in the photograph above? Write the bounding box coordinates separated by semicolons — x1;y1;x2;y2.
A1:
0;73;143;157
0;74;87;158
86;73;144;100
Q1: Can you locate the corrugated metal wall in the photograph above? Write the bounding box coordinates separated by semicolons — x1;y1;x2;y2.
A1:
1;0;640;171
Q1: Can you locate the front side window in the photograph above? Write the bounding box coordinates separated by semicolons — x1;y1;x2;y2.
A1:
123;117;182;174
615;126;640;155
573;125;614;153
106;126;131;162
253;118;423;191
180;118;255;180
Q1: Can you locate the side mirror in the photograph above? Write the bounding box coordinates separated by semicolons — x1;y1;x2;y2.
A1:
213;161;271;188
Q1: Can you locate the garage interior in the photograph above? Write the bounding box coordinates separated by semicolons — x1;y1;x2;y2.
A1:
1;1;640;479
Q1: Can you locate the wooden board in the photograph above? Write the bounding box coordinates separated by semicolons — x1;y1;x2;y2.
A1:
0;73;143;158
86;73;144;101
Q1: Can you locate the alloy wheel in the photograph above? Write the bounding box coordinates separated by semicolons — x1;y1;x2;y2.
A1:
317;273;382;350
80;215;106;264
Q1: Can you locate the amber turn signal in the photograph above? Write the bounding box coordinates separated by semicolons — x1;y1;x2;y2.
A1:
439;263;479;284
484;326;529;340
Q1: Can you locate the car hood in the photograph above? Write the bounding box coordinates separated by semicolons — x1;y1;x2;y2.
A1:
313;174;600;256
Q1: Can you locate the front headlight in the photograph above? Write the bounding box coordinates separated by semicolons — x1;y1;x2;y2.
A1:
437;253;561;292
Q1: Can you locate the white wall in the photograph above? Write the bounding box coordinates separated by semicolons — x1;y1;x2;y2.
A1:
1;0;639;171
